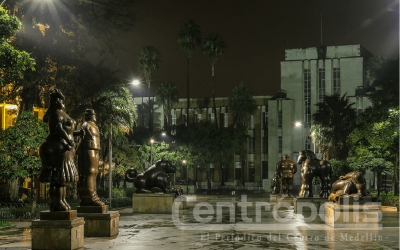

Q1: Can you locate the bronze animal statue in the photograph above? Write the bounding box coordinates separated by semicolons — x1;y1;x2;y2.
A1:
277;154;297;196
328;172;368;202
125;157;181;196
39;89;80;212
297;150;333;198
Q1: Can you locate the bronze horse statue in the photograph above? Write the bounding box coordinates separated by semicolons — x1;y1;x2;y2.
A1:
297;150;333;198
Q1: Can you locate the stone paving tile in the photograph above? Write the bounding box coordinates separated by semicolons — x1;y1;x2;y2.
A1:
0;195;399;250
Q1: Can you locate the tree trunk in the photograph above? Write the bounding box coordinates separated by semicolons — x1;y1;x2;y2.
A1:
187;57;190;127
211;65;218;129
8;178;19;202
377;172;381;198
207;165;211;194
394;152;399;195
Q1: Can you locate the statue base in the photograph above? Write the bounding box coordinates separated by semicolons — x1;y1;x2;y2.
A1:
294;197;328;213
277;195;295;209
336;195;373;205
31;217;84;250
76;211;120;237
269;194;281;202
132;193;187;214
40;210;77;220
325;203;381;228
77;205;108;214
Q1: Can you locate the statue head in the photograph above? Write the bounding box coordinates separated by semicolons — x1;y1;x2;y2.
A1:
285;154;290;160
84;109;97;122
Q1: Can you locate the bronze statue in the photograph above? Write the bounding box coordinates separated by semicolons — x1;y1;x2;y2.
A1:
39;89;79;212
277;154;297;196
329;172;368;202
125;157;180;195
76;109;104;206
272;156;284;195
297;150;333;198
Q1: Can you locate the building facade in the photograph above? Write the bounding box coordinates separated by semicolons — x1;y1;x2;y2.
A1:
266;44;373;193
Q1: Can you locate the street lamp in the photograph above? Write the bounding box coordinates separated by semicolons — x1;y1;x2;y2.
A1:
182;159;187;195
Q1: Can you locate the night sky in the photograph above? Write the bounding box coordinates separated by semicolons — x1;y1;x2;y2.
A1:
104;0;399;99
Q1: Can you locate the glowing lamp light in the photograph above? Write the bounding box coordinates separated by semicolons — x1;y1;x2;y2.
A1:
182;160;186;164
150;139;154;144
295;121;302;127
161;132;166;136
132;80;140;85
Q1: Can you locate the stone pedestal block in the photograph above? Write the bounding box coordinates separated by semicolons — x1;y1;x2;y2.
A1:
31;217;84;250
132;193;186;214
40;210;77;220
325;203;381;228
277;196;295;209
76;211;119;237
270;194;281;202
294;197;328;213
77;205;108;214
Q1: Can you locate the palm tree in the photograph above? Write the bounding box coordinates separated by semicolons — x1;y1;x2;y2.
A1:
202;33;227;128
229;83;258;186
178;20;201;127
155;82;180;134
311;94;356;161
137;46;161;130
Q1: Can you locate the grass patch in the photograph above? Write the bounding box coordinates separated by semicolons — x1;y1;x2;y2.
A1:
0;222;11;227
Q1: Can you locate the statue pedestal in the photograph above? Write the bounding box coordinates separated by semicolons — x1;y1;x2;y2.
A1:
294;197;328;213
32;211;84;250
270;194;281;202
277;195;295;210
132;193;187;214
77;206;119;237
325;203;381;228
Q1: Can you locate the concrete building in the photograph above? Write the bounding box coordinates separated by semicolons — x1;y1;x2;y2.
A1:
266;44;373;193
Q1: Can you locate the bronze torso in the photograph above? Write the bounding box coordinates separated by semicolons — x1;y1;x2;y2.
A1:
80;121;100;150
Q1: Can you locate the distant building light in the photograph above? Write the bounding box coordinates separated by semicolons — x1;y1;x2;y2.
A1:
6;105;18;110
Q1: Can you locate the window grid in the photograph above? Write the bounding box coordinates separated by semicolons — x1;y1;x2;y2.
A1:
263;112;268;129
249;115;255;129
171;114;176;125
333;68;341;95
318;68;325;102
262;137;268;154
304;69;311;128
305;135;311;150
182;114;187;126
208;113;215;123
196;113;202;123
278;111;282;129
278;136;282;153
248;137;255;154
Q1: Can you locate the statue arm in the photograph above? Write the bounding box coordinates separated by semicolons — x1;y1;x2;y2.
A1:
56;121;74;147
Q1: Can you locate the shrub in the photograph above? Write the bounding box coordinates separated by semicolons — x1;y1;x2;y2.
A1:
112;188;126;198
125;188;136;197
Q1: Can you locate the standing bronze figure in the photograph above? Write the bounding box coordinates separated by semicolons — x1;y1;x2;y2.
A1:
297;150;333;198
277;154;297;196
39;89;79;212
272;156;284;195
328;172;367;202
77;109;104;206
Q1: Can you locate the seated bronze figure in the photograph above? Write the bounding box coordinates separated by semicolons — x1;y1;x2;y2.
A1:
328;172;368;202
297;150;333;198
125;157;180;195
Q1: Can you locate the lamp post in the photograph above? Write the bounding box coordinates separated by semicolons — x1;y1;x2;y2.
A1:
183;160;187;195
150;139;154;166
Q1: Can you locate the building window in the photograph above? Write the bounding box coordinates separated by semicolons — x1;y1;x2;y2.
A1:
182;114;187;126
235;162;242;181
249;115;254;129
196;113;202;123
305;135;311;150
262;137;268;154
318;68;325;102
304;69;311;128
278;111;282;129
171;114;176;125
262;111;268;130
224;113;228;128
278;136;282;153
262;161;268;179
333;68;340;95
208;113;215;123
248;137;254;154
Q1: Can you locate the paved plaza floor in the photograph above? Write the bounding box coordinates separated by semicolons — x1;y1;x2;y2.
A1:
0;194;399;250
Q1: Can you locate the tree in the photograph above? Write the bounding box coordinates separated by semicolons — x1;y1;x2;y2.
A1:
228;83;257;186
0;6;35;92
156;82;179;134
178;20;201;126
349;109;399;195
202;34;226;128
0;112;48;202
137;46;161;131
310;94;357;161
